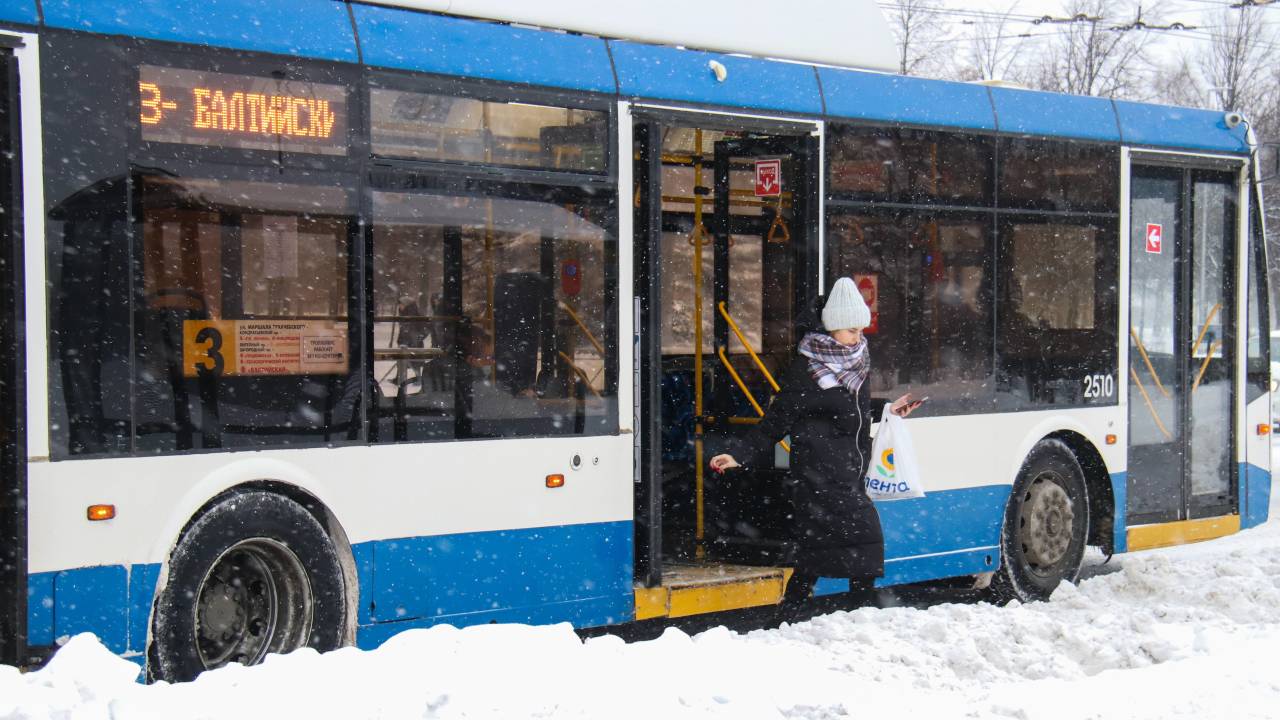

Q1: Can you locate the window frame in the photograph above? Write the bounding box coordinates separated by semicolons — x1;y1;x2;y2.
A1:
129;161;364;454
362;68;622;442
1245;182;1271;404
825;122;996;208
996;137;1120;215
365;170;620;442
365;68;617;180
994;211;1120;409
824;204;997;416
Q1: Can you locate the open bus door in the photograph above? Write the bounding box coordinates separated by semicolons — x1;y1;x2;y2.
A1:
632;110;819;618
0;41;25;667
1126;159;1242;544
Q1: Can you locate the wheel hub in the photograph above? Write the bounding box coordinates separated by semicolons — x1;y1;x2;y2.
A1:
1018;475;1075;571
194;539;313;671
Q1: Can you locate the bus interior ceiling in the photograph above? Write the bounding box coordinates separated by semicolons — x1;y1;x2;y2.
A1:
638;119;815;586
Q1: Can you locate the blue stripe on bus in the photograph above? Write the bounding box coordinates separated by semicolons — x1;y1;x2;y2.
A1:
359;520;633;628
990;86;1120;142
819;67;997;132
1111;472;1128;554
40;0;358;63
878;547;1000;587
878;484;1010;558
26;572;54;645
610;40;823;116
1241;462;1272;529
1114;99;1250;154
26;563;161;655
128;564;161;655
353;5;616;94
0;0;36;26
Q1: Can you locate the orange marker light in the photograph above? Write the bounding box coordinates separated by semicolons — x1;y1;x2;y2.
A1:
546;474;565;489
87;504;116;521
1105;434;1118;445
1258;424;1271;436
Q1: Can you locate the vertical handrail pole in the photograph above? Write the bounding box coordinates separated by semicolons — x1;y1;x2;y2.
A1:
692;129;706;559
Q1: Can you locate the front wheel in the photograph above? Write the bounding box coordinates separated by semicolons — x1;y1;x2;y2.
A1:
991;440;1090;603
149;490;347;682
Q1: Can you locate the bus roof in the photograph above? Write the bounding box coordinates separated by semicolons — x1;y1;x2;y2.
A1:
360;0;900;74
0;0;1251;155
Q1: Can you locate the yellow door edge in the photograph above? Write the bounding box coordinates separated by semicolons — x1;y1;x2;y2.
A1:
634;587;669;621
633;568;794;621
1126;514;1241;552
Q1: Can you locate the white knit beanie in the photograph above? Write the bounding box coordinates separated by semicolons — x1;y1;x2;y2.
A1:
822;277;871;331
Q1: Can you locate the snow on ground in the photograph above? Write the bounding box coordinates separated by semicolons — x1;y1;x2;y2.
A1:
4;486;1279;720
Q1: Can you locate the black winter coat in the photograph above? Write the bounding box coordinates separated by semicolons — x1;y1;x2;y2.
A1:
724;355;886;579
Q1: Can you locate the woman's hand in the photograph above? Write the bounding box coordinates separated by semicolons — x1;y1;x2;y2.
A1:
889;393;920;417
709;454;740;473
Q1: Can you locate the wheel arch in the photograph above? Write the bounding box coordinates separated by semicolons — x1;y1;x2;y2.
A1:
1045;430;1116;555
146;472;360;665
1000;415;1118;555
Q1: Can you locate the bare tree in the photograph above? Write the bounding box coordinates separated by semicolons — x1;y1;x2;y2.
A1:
1028;0;1160;98
1155;55;1205;109
962;4;1026;82
886;0;951;76
1203;7;1270;114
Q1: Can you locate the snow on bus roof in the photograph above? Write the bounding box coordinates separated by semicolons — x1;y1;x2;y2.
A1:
359;0;900;74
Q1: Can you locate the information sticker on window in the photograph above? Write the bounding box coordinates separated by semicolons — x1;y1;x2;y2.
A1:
183;320;348;377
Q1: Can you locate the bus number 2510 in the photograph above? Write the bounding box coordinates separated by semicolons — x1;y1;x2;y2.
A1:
1083;373;1115;399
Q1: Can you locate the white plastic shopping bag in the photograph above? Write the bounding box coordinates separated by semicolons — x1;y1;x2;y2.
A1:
864;414;925;500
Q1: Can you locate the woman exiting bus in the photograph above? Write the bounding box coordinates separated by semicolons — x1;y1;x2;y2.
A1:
709;277;919;600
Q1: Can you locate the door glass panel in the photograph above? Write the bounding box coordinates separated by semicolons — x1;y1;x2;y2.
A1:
1187;174;1235;507
1127;171;1183;518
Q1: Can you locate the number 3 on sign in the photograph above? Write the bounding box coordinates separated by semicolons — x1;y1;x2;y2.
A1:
1083;373;1115;399
182;320;237;377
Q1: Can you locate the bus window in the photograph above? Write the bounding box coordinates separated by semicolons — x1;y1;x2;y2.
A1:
371;187;616;441
132;175;358;453
826;212;994;414
827;126;992;206
998;139;1119;214
996;218;1118;407
369;88;607;173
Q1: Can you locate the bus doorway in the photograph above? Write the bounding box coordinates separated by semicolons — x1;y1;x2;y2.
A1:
0;46;25;667
1127;160;1241;532
633;111;819;616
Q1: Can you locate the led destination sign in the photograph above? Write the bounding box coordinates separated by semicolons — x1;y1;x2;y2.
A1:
139;65;347;155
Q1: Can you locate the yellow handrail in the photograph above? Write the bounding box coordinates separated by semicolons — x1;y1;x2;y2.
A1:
717;301;780;392
1190;303;1222;358
718;348;790;453
1191;340;1221;393
766;195;790;244
557;351;603;399
1129;365;1174;440
718;348;764;416
558;301;606;356
1129;328;1171;398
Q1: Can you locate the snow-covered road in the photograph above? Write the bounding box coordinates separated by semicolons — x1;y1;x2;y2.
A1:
4;486;1278;720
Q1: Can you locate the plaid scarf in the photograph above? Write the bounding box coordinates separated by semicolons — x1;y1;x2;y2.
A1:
798;331;870;395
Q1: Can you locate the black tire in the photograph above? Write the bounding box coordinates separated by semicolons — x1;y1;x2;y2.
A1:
991;439;1090;603
148;490;347;683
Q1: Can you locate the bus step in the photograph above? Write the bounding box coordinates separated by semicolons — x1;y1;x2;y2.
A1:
634;563;794;620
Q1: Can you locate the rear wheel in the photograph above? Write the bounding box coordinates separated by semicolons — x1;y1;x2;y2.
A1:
991;440;1089;603
149;490;347;682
